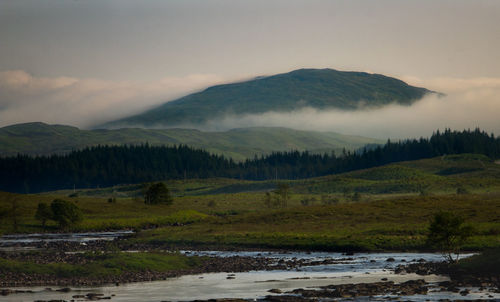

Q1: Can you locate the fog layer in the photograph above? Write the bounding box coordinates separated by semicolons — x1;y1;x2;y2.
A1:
0;70;498;139
197;76;500;139
0;70;224;127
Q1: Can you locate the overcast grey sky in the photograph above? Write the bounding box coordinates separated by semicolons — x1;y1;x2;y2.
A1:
1;0;499;137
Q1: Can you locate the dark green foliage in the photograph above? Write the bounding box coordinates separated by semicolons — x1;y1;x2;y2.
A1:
106;68;433;127
50;199;83;228
34;202;52;227
427;211;474;262
0;144;235;193
143;183;173;205
0;128;498;193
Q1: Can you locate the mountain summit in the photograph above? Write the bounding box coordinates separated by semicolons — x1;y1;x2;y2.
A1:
103;68;434;128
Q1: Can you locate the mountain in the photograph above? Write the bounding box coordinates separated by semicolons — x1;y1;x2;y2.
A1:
103;68;435;128
0;122;382;161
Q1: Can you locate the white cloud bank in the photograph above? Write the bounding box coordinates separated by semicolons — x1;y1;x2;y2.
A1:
0;70;499;139
0;70;224;128
202;76;500;139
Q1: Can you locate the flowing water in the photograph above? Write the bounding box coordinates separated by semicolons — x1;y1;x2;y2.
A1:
0;231;134;251
2;250;499;302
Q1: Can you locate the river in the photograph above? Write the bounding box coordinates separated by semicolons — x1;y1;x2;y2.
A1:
1;249;499;302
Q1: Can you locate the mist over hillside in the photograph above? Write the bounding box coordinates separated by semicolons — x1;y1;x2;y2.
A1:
103;68;434;129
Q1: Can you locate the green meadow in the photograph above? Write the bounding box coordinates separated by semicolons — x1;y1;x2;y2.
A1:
1;154;499;252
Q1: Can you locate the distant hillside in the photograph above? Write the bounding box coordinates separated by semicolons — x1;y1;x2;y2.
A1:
300;153;500;195
103;68;435;128
1;128;497;193
0;122;381;161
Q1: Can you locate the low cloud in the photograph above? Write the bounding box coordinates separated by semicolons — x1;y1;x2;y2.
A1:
0;71;499;140
202;76;500;139
0;70;224;128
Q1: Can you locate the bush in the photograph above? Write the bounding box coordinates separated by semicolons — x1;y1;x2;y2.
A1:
34;202;52;227
51;199;83;228
143;182;173;205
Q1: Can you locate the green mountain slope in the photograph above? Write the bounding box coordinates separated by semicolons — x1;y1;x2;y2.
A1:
293;154;500;195
104;68;434;128
0;122;381;161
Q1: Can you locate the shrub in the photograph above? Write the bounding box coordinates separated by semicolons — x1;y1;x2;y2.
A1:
51;199;83;228
34;202;53;227
144;182;173;205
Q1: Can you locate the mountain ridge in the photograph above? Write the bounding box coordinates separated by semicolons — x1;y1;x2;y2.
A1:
103;68;435;128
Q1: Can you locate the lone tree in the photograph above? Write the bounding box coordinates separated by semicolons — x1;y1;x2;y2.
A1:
264;183;291;208
275;183;290;208
50;199;83;228
427;211;474;263
143;182;173;205
34;202;53;227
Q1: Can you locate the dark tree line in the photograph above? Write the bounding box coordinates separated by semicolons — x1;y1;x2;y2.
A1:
1;129;498;193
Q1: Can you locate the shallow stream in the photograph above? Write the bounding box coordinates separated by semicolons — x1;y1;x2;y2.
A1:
0;231;133;251
2;250;499;302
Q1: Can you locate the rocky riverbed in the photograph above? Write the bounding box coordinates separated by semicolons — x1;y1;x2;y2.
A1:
395;260;500;292
1;236;498;301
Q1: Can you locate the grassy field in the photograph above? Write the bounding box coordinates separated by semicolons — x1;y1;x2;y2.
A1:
1;154;499;252
134;193;500;251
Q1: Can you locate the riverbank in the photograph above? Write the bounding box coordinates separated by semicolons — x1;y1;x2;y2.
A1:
397;248;500;289
1;249;499;301
0;251;284;287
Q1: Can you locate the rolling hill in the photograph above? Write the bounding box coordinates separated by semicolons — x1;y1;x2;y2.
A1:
0;122;381;161
103;68;435;128
46;153;500;197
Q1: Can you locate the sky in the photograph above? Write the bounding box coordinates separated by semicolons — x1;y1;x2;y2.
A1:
1;0;499;138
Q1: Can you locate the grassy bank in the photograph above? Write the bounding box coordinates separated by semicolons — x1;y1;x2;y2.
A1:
451;248;500;278
0;252;201;279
